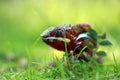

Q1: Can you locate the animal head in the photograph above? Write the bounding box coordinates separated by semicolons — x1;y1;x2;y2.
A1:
41;24;71;51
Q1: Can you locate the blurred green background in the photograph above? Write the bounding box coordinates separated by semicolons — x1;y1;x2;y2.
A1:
0;0;120;71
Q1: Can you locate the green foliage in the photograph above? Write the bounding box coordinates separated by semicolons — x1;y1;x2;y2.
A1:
88;29;98;43
98;33;106;39
96;51;107;57
99;40;112;46
98;33;112;46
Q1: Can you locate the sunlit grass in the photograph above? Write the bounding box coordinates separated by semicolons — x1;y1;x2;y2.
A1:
1;44;120;80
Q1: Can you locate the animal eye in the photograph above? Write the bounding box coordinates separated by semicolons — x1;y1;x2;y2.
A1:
58;28;61;31
56;29;64;37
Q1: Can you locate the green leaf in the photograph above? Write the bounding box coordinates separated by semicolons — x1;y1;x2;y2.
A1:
96;51;107;57
86;41;94;51
98;33;106;39
88;29;98;43
99;39;112;46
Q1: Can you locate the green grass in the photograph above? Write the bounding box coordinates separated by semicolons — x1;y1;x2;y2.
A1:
0;37;120;80
0;50;120;80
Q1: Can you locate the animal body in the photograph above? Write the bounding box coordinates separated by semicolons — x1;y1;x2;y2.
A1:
41;23;97;62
